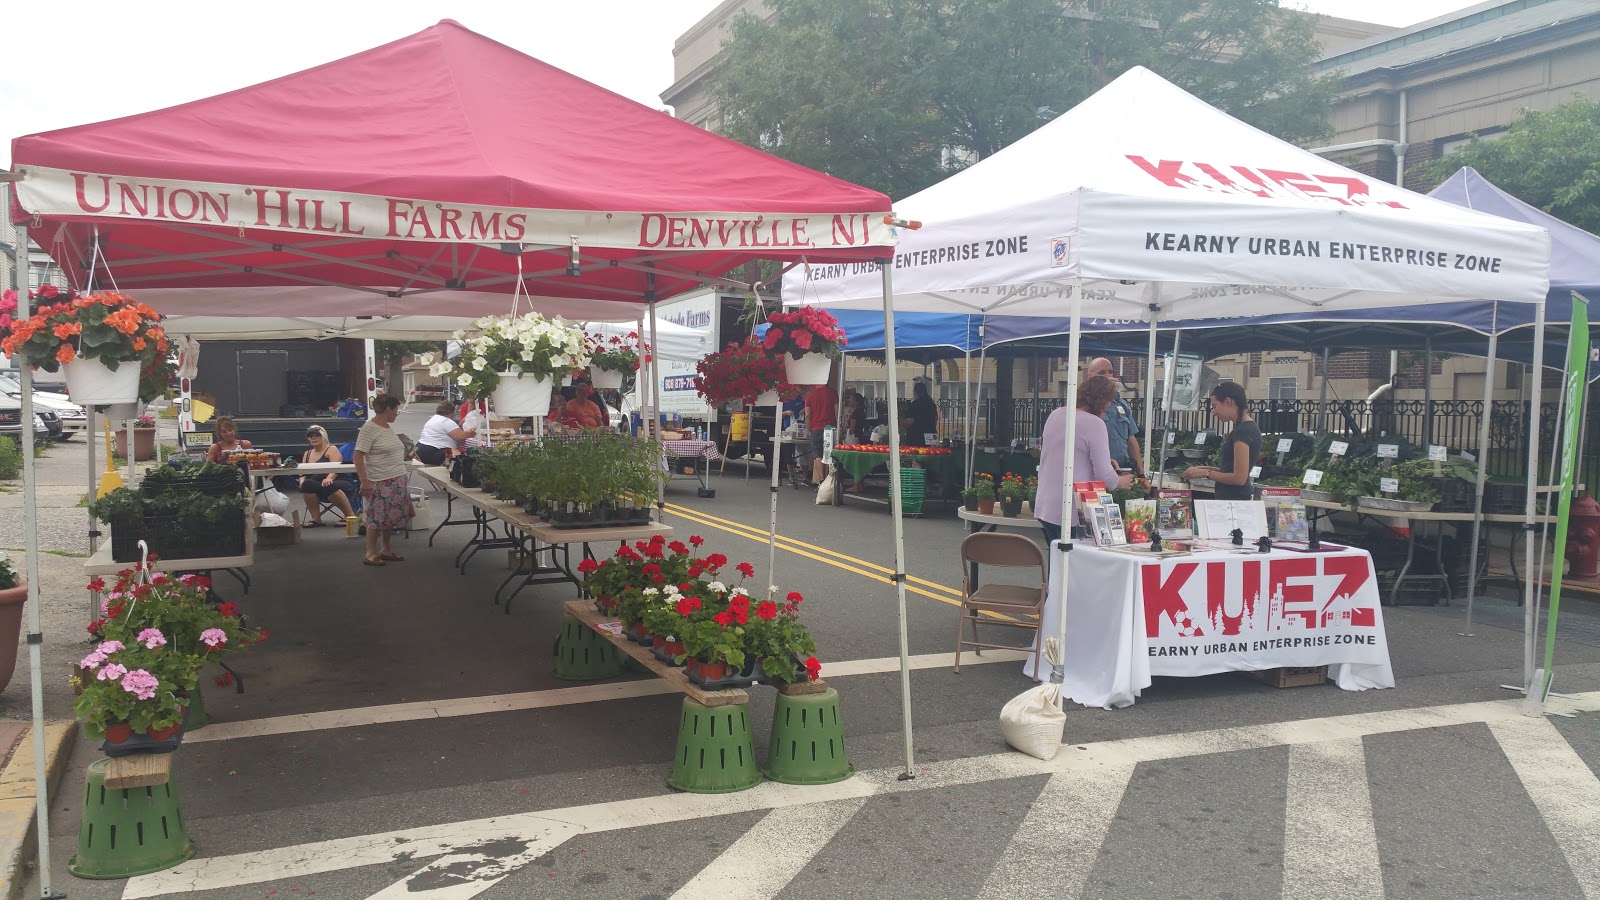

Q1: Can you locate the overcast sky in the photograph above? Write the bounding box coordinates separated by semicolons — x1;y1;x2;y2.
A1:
1;0;1487;168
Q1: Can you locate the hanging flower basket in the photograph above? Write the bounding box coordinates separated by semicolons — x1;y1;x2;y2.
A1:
0;289;170;407
784;353;833;386
492;370;555;418
760;306;846;385
694;342;800;407
420;312;588;402
588;366;624;390
64;358;142;406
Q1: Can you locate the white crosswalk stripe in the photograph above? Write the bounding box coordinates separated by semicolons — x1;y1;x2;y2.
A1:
1282;739;1385;900
121;692;1600;899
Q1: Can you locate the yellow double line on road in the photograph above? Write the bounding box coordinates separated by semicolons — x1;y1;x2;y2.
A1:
661;502;965;606
661;503;1028;623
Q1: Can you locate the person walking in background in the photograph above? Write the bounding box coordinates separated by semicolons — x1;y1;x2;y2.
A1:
1035;376;1134;545
353;393;411;567
1183;382;1260;500
1086;357;1142;475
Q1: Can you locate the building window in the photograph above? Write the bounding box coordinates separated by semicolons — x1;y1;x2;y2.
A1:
1268;376;1298;401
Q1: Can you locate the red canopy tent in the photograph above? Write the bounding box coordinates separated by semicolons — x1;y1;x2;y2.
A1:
8;19;893;318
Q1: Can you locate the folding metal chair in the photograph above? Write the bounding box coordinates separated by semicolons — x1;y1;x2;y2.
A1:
954;532;1047;681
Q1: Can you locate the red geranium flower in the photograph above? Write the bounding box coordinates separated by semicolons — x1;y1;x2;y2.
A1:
804;656;822;680
577;558;600;574
712;610;734;627
706;553;728;568
756;600;778;619
86;578;106;593
786;591;804;604
735;562;755;579
217;602;241;618
689;535;705;547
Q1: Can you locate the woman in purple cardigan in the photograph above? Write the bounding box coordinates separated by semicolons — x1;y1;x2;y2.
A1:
1036;376;1134;544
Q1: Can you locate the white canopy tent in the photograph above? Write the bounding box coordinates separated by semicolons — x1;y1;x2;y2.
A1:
783;66;1554;705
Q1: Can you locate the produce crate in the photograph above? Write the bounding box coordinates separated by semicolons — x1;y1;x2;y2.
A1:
110;511;247;563
898;467;926;515
1246;666;1327;688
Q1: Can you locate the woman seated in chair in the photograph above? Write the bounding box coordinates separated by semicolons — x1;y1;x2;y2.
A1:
415;401;476;465
299;425;357;526
204;416;252;464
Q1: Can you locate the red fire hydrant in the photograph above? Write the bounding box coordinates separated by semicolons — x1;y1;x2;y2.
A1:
1567;492;1600;580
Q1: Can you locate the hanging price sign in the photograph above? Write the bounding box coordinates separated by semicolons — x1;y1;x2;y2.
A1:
1276;438;1294;453
1329;441;1348;456
1377;444;1399;459
1303;469;1324;486
1195;432;1209;444
1428;445;1447;461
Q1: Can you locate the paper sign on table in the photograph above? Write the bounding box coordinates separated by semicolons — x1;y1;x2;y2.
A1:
592;621;624;636
1303;469;1324;486
1428;445;1447;461
1380;477;1399;493
1377;444;1399;459
1277;438;1294;453
1330;441;1348;456
923;433;938;445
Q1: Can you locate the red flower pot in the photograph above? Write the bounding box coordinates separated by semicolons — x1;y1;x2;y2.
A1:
663;639;686;660
103;723;134;744
146;722;181;742
698;661;728;682
685;659;701;678
978;499;996;515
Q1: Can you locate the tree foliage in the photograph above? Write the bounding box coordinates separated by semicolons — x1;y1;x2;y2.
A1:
374;340;441;367
1423;95;1600;233
712;0;1338;198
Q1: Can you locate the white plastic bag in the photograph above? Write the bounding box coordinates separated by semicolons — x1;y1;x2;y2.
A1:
254;487;290;516
814;471;836;505
1000;637;1066;760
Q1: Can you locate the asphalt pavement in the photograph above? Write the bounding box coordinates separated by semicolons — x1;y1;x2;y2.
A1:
9;411;1600;899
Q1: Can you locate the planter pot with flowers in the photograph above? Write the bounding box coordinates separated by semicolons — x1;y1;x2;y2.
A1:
586;330;646;391
0;556;26;695
114;414;159;461
760;306;847;385
972;474;996;515
79;568;267;749
999;474;1027;517
0;288;172;408
694;342;801;411
422;312;588;419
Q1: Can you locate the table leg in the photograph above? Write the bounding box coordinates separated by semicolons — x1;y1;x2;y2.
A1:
1436;523;1453;604
1391;527;1419;606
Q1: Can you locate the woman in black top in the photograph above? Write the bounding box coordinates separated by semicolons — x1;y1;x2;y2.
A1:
1182;382;1260;500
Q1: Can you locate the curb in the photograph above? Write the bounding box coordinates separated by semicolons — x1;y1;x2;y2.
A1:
0;724;79;900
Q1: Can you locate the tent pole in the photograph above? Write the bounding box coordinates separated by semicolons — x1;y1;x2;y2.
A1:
962;347;972;487
647;295;662;520
1423;337;1433;447
13;220;60;898
969;339;989;487
1143;312;1158;475
1464;302;1499;636
1522;300;1547;695
1319;348;1330;432
1052;287;1085;686
86;405;100;629
1157;329;1182;484
879;260;916;778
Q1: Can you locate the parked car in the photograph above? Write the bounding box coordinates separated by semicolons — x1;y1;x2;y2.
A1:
0;397;52;445
0;372;86;439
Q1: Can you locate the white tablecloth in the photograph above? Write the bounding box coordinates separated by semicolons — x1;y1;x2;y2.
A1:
1025;544;1395;708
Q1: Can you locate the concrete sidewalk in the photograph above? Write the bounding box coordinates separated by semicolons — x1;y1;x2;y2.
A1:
0;722;77;900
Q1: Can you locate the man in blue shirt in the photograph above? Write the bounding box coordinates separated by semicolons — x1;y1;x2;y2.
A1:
1087;357;1142;475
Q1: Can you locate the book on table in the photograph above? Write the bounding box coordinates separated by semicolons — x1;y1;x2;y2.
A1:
1155;488;1195;540
1260;486;1308;541
1123;498;1156;543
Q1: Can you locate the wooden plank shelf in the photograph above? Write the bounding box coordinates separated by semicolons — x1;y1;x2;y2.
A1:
563;601;831;704
104;752;173;790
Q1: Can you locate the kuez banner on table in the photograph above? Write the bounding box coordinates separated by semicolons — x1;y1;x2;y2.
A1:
1139;553;1385;673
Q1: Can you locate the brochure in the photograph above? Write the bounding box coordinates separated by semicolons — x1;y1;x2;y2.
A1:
1123;499;1156;544
1155;488;1195;540
1195;499;1269;542
1261;486;1309;541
